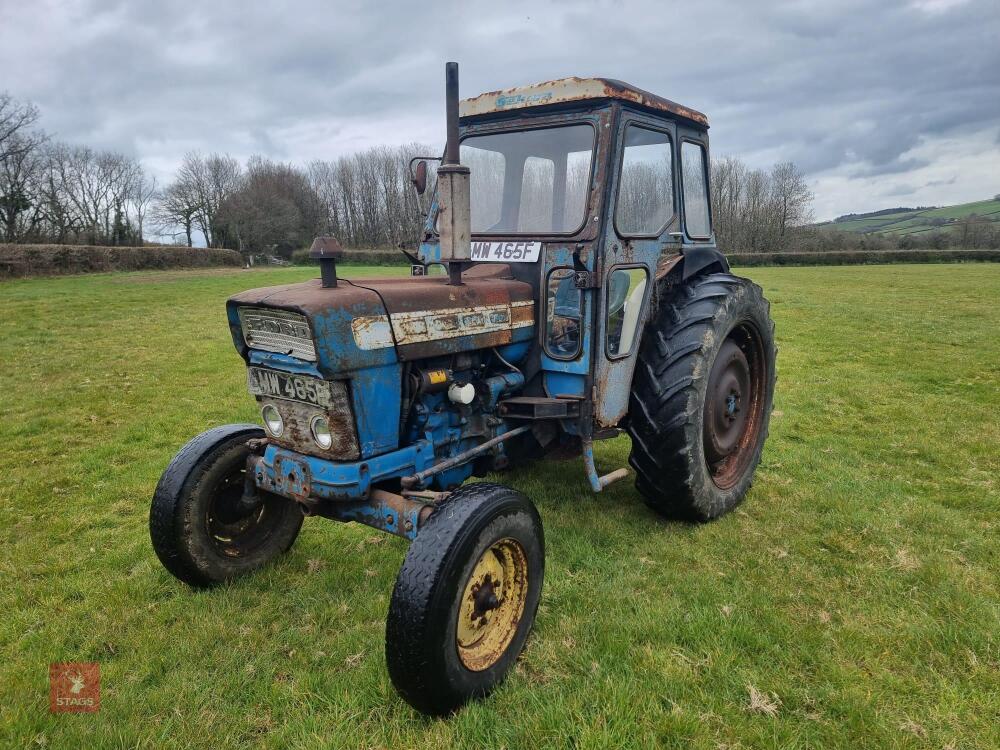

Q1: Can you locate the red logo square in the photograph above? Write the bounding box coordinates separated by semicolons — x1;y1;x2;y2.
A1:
49;662;100;713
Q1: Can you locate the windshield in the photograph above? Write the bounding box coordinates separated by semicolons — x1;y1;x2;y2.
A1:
459;124;594;234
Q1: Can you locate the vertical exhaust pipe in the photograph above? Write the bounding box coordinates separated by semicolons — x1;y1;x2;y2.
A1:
437;62;471;285
444;62;461;166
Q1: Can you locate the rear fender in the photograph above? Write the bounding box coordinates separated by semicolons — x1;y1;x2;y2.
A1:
654;247;729;285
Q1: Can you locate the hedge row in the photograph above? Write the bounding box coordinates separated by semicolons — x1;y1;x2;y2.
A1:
727;248;1000;267
0;244;243;279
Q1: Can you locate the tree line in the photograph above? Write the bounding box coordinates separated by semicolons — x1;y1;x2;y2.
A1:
5;88;996;257
0;91;431;255
1;93;156;245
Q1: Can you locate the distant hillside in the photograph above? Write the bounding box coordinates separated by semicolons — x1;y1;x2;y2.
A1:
817;197;1000;237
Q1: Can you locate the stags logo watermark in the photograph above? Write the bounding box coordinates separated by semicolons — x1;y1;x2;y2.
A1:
49;662;100;713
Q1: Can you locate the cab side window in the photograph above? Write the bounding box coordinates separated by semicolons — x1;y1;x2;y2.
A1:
545;268;582;359
681;141;711;238
606;267;649;357
615;125;674;236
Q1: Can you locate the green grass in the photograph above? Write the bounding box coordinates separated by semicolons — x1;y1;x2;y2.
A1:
2;264;998;749
825;198;1000;236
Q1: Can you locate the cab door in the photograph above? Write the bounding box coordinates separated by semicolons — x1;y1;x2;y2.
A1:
593;113;679;426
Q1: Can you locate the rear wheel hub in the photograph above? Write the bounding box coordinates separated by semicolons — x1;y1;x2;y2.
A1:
702;325;767;489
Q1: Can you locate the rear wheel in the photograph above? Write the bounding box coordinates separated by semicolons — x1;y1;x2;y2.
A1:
149;424;304;587
627;273;776;520
385;482;544;715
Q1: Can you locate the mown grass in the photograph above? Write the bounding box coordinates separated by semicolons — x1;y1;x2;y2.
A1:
1;264;997;749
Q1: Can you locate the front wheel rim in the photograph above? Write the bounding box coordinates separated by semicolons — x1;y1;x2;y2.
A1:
455;538;529;672
205;460;283;557
702;322;768;489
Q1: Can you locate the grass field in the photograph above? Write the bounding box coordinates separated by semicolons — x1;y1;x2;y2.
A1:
2;264;998;749
823;198;1000;237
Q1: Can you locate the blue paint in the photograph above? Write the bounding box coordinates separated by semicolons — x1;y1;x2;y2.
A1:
310;305;397;372
254;441;436;501
349;364;403;458
544;371;585;398
582;440;603;492
495;341;530;365
333;499;424;541
481;371;525;411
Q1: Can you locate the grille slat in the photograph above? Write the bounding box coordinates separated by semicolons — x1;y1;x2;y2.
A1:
239;307;316;362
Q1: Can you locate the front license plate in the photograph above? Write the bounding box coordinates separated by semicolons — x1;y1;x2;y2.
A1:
247;367;333;408
469;241;541;263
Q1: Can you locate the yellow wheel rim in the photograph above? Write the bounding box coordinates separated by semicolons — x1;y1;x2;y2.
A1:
456;537;529;672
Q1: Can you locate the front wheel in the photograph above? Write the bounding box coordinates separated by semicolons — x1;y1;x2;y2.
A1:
385;482;544;715
628;273;776;521
149;424;304;587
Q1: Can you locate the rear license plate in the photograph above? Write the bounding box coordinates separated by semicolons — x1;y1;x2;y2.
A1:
247;367;333;408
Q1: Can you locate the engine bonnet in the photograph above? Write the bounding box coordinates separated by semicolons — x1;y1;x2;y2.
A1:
228;264;535;374
349;264;535;361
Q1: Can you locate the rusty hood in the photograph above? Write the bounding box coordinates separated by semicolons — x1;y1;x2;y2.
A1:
228;264;536;370
348;264;535;361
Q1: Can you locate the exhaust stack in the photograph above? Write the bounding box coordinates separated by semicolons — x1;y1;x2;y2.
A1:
437;62;471;286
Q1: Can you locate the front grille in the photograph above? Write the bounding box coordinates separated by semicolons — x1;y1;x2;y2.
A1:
239;307;316;361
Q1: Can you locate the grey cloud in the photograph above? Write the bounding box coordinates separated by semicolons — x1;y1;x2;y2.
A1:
2;0;998;216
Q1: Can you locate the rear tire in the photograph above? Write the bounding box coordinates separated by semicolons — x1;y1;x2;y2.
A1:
150;424;304;587
385;482;544;715
627;273;776;521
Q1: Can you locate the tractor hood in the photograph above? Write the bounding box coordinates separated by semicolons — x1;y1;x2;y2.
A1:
227;264;535;376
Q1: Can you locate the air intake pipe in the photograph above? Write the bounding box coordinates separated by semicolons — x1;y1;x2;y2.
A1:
437;62;471;286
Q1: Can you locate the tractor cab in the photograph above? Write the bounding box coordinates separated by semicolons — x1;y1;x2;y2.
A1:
411;74;727;445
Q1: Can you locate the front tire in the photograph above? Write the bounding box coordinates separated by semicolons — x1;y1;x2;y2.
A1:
385;482;544;715
628;273;776;521
149;424;304;587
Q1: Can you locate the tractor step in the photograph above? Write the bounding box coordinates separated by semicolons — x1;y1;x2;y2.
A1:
498;397;582;420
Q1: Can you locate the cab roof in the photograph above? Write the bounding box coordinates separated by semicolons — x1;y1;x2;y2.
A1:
459;77;708;127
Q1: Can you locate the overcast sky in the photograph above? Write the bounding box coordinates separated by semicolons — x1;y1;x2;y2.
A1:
2;0;998;221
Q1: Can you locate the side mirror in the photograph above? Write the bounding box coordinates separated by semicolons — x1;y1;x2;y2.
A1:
411;160;428;195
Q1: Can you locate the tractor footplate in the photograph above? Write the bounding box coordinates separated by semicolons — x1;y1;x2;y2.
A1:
498;396;581;420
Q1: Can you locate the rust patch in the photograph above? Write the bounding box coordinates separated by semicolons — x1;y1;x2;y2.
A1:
257;386;359;461
654;252;684;282
460;76;709;127
349;267;536;361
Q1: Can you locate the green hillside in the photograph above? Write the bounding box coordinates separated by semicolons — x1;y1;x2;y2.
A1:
819;197;1000;237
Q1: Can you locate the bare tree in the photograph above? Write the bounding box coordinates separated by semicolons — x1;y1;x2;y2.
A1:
130;173;157;242
0;92;44;162
307;143;434;249
154;180;201;246
177;152;242;247
0;133;44;241
770;161;813;238
710;156;814;253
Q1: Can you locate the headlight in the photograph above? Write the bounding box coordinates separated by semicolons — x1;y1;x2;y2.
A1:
310;415;333;450
261;404;284;437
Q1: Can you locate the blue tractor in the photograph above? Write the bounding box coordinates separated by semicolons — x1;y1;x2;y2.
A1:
150;63;776;715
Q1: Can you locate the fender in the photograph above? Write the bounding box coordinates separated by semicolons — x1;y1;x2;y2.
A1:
654;246;730;284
